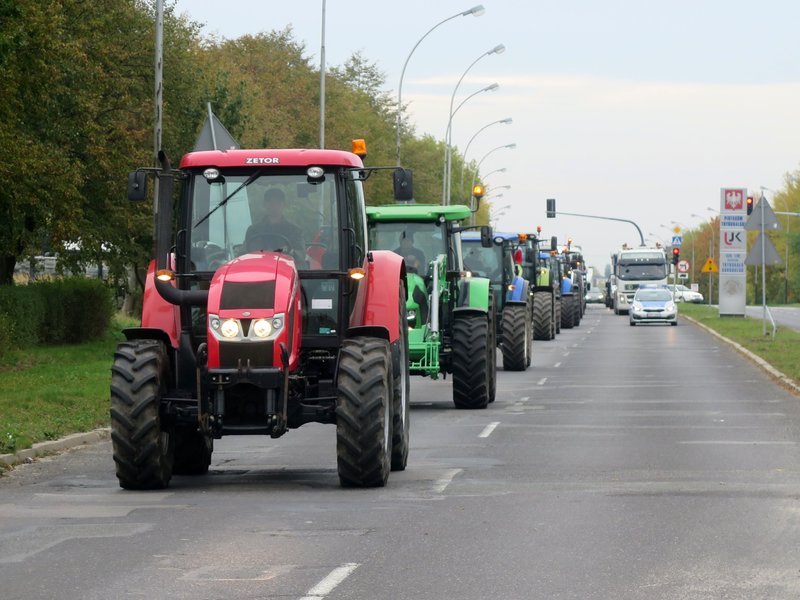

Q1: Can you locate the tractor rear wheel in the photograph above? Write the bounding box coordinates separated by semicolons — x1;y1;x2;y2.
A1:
391;283;410;472
452;315;490;409
561;296;575;329
488;298;497;403
110;340;173;490
555;297;562;333
336;337;393;487
532;292;554;341
501;304;530;371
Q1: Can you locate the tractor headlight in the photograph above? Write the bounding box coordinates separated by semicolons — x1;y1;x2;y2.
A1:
252;318;272;338
271;317;283;330
406;309;416;324
220;318;239;338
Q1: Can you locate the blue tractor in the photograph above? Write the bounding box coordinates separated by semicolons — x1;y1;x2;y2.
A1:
462;232;533;371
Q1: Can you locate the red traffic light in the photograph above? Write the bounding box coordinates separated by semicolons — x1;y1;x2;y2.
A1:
672;247;680;265
746;195;754;215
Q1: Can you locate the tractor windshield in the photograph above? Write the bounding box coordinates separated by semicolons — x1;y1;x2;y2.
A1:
369;221;447;274
189;171;340;271
462;242;510;284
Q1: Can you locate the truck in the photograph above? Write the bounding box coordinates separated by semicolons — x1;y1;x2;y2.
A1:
461;231;532;371
611;245;669;314
112;142;410;489
366;204;497;408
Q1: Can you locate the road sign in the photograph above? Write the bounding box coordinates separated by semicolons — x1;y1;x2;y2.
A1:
677;260;689;273
671;235;682;247
745;233;783;266
744;196;780;231
678;273;689;279
672;226;680;234
701;257;719;273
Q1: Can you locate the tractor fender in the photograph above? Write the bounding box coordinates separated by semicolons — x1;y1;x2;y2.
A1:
349;250;406;344
506;275;529;304
141;259;180;348
457;276;491;311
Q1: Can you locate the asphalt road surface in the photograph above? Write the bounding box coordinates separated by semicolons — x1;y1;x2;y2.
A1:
745;304;800;331
3;305;800;599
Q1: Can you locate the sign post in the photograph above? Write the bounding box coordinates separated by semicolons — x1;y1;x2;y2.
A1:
719;188;747;316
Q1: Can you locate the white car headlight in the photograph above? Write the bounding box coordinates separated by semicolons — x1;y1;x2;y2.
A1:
220;318;239;338
665;302;676;311
252;318;272;338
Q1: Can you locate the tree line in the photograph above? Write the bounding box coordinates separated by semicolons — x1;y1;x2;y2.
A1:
0;0;488;289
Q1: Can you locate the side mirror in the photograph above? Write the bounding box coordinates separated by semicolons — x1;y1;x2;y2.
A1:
480;225;493;248
127;171;147;202
393;168;413;202
550;236;558;251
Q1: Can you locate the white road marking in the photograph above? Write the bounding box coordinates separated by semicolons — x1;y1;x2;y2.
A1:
520;396;530;402
563;351;571;356
537;377;547;385
677;441;796;445
479;421;500;438
433;468;463;493
299;563;360;600
553;362;561;368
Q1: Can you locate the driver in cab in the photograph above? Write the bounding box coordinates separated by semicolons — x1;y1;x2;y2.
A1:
245;188;305;259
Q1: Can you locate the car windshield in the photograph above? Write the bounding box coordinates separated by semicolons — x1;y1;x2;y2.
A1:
368;221;447;273
636;289;672;302
189;172;340;272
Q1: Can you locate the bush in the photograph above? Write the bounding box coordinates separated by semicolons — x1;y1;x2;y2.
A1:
0;278;113;349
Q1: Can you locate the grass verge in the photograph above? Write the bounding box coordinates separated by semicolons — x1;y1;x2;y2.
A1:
0;314;138;455
680;303;800;384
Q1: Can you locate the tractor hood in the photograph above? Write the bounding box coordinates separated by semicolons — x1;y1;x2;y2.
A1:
208;252;297;318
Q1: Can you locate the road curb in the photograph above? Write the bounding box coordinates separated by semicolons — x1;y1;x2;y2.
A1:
682;315;800;396
0;428;110;469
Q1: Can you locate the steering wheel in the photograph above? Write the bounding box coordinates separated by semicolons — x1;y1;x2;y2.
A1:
192;241;228;270
246;232;294;254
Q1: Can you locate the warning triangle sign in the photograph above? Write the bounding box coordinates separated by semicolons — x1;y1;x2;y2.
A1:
701;257;719;273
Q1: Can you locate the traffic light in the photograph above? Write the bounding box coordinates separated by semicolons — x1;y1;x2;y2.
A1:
546;198;556;218
746;195;754;215
672;247;680;265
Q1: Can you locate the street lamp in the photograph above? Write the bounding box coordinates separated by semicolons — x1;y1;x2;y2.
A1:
459;119;512;201
443;43;506;204
470;143;516;195
395;5;485;165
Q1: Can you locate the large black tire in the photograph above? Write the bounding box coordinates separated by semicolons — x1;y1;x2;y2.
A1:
561;296;575;329
173;426;212;475
336;337;393;487
488;298;497;403
501;304;530;371
532;292;554;341
391;283;410;472
572;294;582;327
110;340;173;490
555;297;562;334
452;315;490;409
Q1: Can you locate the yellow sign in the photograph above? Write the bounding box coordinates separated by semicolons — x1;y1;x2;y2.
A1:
673;226;681;234
701;257;719;273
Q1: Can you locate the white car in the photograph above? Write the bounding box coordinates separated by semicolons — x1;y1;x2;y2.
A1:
667;284;704;303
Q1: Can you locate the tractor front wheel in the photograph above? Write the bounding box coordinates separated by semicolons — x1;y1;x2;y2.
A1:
501;304;530;371
110;340;173;490
452;315;490;409
533;292;554;341
336;337;393;487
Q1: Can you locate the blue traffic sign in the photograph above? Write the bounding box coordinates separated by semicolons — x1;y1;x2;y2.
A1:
671;235;682;247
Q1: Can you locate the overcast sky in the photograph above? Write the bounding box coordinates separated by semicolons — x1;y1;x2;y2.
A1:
174;0;800;272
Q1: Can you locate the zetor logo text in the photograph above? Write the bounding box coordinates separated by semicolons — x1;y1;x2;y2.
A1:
245;157;280;164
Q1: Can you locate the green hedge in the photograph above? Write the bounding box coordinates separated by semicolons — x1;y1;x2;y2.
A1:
0;279;113;352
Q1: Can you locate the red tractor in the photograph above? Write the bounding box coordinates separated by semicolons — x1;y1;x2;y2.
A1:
112;143;410;489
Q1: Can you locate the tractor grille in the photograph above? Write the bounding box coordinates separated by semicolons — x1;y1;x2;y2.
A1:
220;281;276;310
219;341;274;368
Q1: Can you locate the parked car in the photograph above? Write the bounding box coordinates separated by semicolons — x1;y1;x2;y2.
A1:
630;286;677;326
585;289;605;303
666;284;704;303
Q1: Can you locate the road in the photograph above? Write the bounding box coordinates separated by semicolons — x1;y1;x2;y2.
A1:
3;305;800;599
745;304;800;331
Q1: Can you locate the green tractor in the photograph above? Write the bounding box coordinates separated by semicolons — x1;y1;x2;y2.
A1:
461;232;532;371
366;204;497;409
517;232;561;341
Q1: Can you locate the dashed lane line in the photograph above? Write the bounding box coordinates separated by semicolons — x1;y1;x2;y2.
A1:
299;563;360;600
478;421;500;438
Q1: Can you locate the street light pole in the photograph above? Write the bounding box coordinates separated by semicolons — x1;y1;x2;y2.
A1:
395;5;485;166
442;44;505;204
459;119;512;202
